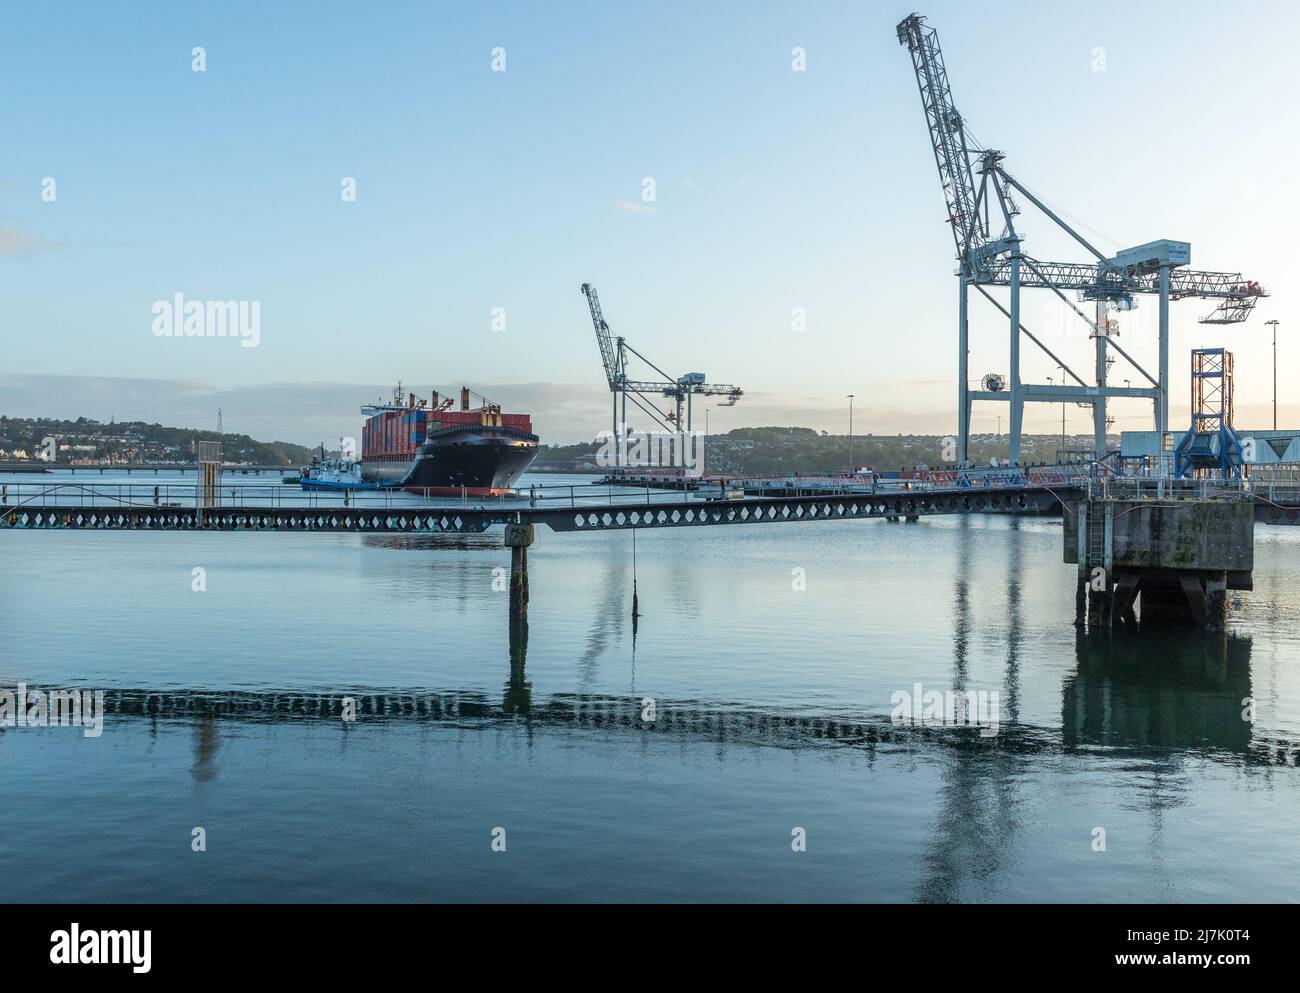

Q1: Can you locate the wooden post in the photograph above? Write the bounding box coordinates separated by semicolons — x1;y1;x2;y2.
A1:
504;523;535;619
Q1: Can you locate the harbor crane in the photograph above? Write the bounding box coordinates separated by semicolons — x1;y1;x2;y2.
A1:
581;283;742;464
897;12;1268;464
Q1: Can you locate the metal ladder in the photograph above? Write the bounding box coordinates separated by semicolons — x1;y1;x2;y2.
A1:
1086;510;1106;570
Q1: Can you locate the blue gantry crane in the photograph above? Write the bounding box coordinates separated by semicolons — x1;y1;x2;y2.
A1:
1175;348;1245;478
897;13;1268;465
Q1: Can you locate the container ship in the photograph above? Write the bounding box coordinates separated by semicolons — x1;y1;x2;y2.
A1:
301;384;538;495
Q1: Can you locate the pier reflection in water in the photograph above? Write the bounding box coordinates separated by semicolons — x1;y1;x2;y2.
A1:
1066;630;1255;756
87;624;1290;783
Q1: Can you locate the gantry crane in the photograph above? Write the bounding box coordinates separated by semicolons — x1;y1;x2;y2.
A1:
581;283;742;465
1174;348;1245;478
897;13;1268;464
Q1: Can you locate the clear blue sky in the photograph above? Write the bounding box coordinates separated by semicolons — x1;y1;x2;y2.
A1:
2;0;1296;442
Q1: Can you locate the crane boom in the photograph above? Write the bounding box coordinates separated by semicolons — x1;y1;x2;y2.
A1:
980;257;1262;300
897;12;988;266
896;12;1265;310
581;283;621;389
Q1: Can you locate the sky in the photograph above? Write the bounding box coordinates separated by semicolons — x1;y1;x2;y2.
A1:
1;0;1297;445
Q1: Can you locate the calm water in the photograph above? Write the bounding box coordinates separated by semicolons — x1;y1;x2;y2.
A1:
3;471;1299;902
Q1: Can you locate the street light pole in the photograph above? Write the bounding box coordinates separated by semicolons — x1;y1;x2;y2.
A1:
704;408;710;475
1265;320;1279;430
847;394;855;473
1047;376;1055;460
1059;364;1066;457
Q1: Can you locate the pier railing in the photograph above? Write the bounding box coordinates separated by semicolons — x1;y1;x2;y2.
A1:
0;478;837;514
0;472;1089;515
0;480;696;513
1088;476;1300;507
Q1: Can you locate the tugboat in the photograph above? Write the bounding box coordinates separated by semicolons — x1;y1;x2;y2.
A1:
298;454;376;491
299;384;539;495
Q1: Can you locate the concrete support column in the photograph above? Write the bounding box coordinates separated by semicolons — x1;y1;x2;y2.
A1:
1087;587;1103;627
1201;573;1228;632
1112;575;1140;626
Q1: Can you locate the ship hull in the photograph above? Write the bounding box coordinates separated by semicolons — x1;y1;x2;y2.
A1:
362;426;538;495
299;478;387;491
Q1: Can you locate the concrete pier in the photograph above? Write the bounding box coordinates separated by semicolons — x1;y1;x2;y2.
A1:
1064;489;1253;629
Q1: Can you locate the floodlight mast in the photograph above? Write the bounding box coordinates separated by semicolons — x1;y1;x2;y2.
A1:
897;12;1267;464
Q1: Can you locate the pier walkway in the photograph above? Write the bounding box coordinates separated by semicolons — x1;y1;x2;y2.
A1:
6;474;1300;534
1;476;1075;533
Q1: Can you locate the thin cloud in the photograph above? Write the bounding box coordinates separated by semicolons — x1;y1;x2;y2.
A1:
615;200;658;215
0;224;59;256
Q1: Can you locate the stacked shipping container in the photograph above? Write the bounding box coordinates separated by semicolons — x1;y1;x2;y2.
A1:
361;408;534;462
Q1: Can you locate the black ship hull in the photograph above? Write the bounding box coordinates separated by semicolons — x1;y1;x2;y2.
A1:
361;425;538;495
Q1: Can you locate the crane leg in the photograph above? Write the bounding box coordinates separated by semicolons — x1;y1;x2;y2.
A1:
957;275;969;462
1009;250;1023;464
1158;264;1170;437
1093;299;1107;458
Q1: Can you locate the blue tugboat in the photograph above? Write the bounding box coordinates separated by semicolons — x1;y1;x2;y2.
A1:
297;452;391;491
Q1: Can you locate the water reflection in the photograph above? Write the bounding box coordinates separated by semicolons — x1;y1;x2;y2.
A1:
504;616;531;715
913;628;1264;903
191;715;220;783
1064;628;1254;757
951;517;970;694
920;518;1022;903
358;534;500;552
1003;519;1022;724
75;612;1296;791
354;533;503;609
1060;627;1262;899
916;745;1024;903
576;554;627;687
